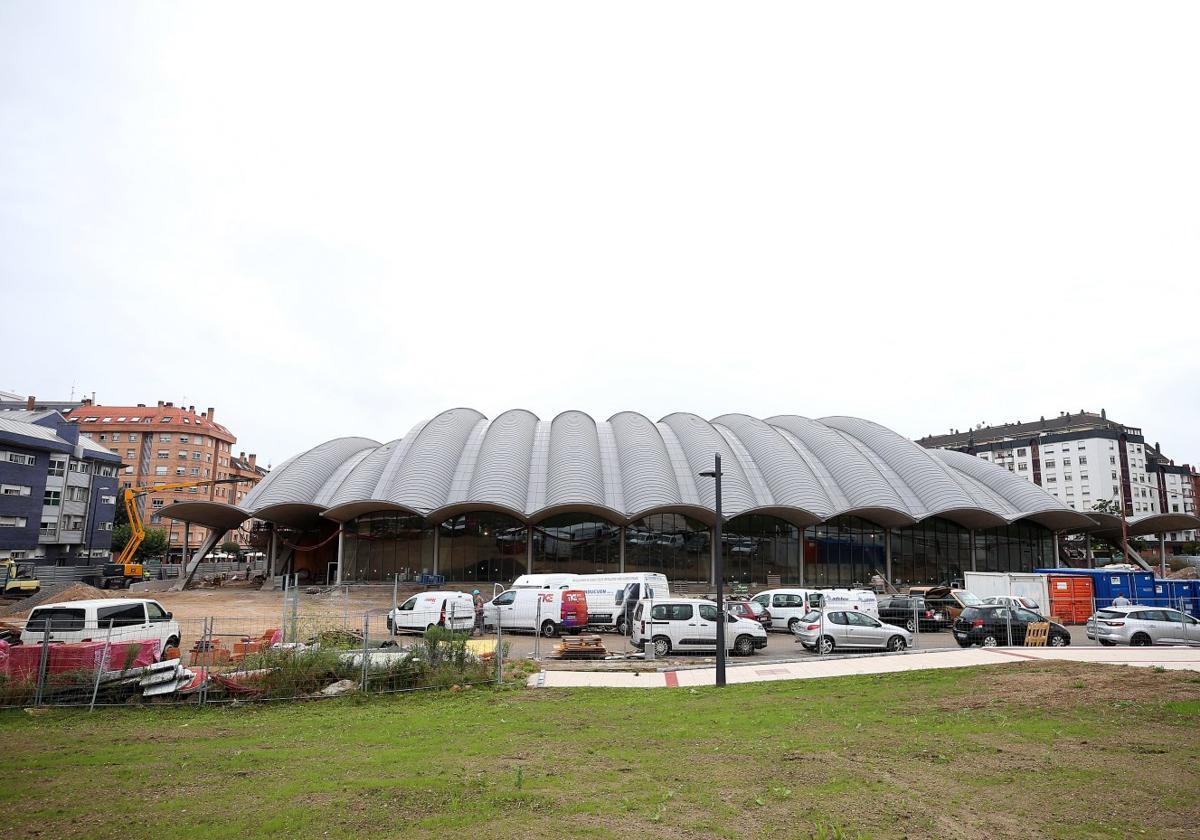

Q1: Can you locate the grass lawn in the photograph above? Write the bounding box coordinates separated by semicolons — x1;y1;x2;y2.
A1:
0;661;1197;839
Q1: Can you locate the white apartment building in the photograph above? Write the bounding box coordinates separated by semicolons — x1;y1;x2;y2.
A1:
919;410;1197;545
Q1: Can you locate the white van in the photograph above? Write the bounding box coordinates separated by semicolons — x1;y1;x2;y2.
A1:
21;598;181;659
752;588;878;633
631;598;767;657
387;590;475;634
483;588;589;637
511;573;576;590
566;573;669;633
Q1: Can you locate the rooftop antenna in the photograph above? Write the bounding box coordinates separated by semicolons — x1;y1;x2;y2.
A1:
69;381;76;400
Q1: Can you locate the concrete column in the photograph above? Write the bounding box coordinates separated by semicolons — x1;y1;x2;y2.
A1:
182;521;190;566
969;529;976;573
1159;534;1167;578
269;525;278;576
432;524;440;577
618;526;626;573
800;531;807;587
1053;532;1061;568
1085;534;1093;568
526;525;534;574
334;528;344;586
884;528;892;581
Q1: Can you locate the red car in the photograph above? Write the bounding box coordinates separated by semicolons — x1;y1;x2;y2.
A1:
726;601;773;629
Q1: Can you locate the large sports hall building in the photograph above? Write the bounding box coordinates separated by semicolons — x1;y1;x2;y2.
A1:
161;408;1199;588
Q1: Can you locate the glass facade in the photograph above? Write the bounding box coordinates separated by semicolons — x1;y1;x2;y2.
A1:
342;512;433;582
339;510;1056;586
531;514;620;576
438;512;528;583
625;514;710;581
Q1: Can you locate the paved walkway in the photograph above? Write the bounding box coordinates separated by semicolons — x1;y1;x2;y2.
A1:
527;646;1200;688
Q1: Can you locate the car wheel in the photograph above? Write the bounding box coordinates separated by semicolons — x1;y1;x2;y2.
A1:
1130;633;1152;647
540;620;559;638
1099;639;1116;647
653;636;671;657
787;618;800;634
734;635;755;656
615;617;627;635
981;634;1000;647
887;635;907;652
162;637;180;661
819;635;835;655
1048;634;1068;647
905;617;916;633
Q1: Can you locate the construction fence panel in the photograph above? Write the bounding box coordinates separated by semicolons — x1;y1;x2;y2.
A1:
0;606;507;709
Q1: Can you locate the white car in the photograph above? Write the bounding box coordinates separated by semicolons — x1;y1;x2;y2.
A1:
21;598;180;659
631;598;767;657
981;594;1042;612
387;591;476;634
752;588;879;634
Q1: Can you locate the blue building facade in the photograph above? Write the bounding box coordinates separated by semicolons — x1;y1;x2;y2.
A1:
0;411;121;565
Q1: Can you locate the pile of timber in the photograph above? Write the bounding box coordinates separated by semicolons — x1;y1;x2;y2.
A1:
552;635;607;659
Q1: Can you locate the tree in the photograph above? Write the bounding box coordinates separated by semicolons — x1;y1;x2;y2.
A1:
110;525;169;561
221;540;243;558
1091;499;1123;515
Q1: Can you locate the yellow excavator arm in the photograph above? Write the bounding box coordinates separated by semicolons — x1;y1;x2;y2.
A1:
115;477;253;566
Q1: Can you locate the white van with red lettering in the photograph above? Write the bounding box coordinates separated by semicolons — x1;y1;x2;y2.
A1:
387;591;475;634
483;588;589;637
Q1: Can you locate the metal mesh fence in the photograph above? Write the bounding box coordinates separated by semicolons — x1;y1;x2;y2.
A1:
0;605;508;709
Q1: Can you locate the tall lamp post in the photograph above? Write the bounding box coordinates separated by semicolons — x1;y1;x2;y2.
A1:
699;454;726;687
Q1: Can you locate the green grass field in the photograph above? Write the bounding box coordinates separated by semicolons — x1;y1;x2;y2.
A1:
1;662;1197;839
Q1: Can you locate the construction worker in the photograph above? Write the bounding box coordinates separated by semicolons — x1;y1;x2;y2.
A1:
472;589;485;636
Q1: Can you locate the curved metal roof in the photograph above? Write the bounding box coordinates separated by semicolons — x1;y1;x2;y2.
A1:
161;408;1101;532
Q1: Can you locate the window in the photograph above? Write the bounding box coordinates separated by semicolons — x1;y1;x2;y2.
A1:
126;449;135;458
1110;456;1116;465
39;520;57;537
180;435;189;444
1079;456;1087;465
1047;476;1057;483
161;417;173;424
155;466;168;476
43;490;61;506
190;468;200;476
1064;473;1073;481
650;603;693;621
146;602;168;621
826;611;850;625
124;466;134;474
1063;458;1071;467
1045;459;1056;468
101;495;116;505
151;498;165;509
47;457;65;476
157;450;169;459
1111;471;1118;480
178;451;188;460
70;460;91;474
26;608;85;633
68;486;88;502
1080;473;1088;481
1016;448;1027;457
1;484;30;496
1017;463;1028;471
698;604;720;621
192;452;201;460
160;433;172;443
63;515;84;531
0;516;28;528
772;593;805;608
97;603;146;627
847;611;878;627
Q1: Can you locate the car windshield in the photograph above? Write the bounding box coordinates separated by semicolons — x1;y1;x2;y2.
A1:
801;610;821;622
955;591;982;606
1095;609;1127;619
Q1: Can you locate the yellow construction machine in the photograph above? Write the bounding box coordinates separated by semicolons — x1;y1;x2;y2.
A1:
0;558;40;597
113;477;253;582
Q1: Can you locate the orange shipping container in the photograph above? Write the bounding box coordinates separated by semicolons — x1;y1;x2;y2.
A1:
1048;575;1094;625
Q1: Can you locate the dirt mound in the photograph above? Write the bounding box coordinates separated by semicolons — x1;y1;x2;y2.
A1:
4;583;110;618
1166;565;1198;579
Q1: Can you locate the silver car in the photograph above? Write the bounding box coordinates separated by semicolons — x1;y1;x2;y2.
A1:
792;609;914;654
1087;606;1200;646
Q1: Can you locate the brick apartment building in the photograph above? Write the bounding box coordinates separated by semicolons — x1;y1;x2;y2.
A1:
60;399;267;561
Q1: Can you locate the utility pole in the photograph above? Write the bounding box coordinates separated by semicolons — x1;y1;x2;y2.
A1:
699;454;726;687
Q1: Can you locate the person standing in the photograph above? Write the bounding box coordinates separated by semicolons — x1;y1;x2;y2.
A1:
472;589;485;636
1111;593;1131;606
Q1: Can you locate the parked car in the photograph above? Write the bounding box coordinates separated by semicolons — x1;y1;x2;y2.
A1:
632;598;767;657
876;595;948;632
387;590;476;634
952;605;1070;648
981;594;1042;612
1086;606;1200;646
909;586;983;620
752;588;878;633
726;600;772;629
792;609;913;654
21;598;180;659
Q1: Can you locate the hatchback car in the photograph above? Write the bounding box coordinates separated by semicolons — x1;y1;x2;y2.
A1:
877;595;948;632
1086;607;1200;646
953;605;1070;647
632;598;768;657
793;609;913;654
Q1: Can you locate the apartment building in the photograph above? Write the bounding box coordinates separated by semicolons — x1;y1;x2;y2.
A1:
60;399;266;561
918;409;1197;546
0;406;121;564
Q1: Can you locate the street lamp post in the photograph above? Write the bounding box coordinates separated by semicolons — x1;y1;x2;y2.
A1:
699;453;726;687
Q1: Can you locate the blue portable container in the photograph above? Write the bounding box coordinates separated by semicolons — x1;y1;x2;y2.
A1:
1156;579;1200;617
1034;568;1157;610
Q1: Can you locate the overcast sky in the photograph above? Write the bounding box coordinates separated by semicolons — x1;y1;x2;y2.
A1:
2;2;1197;469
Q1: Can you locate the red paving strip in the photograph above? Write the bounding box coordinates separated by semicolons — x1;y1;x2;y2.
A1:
664;671;679;687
